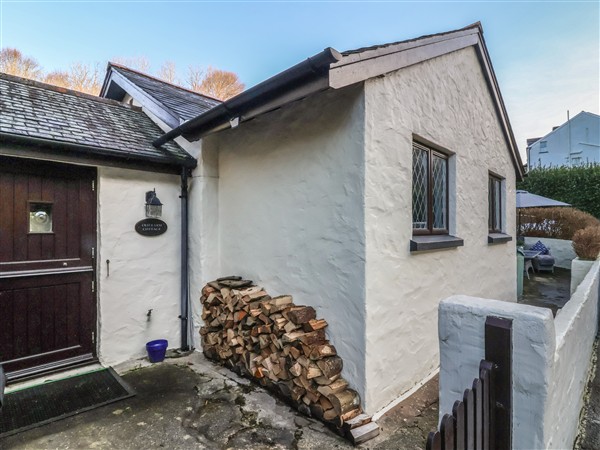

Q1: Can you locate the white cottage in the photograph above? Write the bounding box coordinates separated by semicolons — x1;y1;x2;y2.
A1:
1;22;523;415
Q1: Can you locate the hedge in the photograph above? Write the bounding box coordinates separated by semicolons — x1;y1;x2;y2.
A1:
518;164;600;218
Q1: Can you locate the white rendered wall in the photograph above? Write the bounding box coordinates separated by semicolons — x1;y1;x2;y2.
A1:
524;237;576;269
97;167;182;366
123;98;218;350
363;46;518;413
439;259;599;449
212;85;367;400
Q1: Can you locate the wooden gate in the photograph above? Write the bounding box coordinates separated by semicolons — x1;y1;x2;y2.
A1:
0;157;97;380
427;316;512;450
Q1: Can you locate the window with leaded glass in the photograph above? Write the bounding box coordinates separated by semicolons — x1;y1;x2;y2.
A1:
412;141;448;234
489;175;502;233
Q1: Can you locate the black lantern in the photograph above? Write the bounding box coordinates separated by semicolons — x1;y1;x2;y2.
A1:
145;189;163;218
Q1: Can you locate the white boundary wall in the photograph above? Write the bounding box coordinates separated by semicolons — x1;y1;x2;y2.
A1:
438;259;599;449
524;237;576;269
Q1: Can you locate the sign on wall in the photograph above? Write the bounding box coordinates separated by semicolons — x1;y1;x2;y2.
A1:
135;218;168;237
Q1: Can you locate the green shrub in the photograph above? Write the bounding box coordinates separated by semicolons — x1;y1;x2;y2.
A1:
518;164;600;218
572;226;600;260
519;207;600;240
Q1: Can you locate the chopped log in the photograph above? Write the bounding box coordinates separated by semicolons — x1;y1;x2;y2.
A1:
304;390;320;403
323;408;338;421
313;373;341;385
216;275;242;282
309;344;337;360
303;319;328;332
233;310;248;322
218;279;253;288
207;281;221;290
305;365;323;379
284;321;300;334
348;422;380;445
289;346;301;359
342;413;372;431
297;356;310;368
328;389;360;416
298;330;326;346
330;407;363;429
288;306;317;325
289;362;302;377
316;356;343;378
317;378;349;396
270;295;293;306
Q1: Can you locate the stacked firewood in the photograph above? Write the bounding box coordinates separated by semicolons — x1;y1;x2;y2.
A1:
200;276;380;445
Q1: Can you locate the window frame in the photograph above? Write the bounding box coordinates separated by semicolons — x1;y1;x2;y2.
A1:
412;141;449;236
488;174;503;233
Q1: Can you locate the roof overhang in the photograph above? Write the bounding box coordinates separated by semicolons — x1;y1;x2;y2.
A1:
0;132;196;175
101;68;182;129
153;23;524;180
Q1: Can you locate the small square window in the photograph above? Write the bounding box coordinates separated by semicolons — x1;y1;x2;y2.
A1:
29;202;53;233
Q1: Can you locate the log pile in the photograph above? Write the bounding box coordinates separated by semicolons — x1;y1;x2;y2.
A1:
200;276;379;445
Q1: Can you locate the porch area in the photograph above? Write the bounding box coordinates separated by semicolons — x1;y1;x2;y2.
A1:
0;352;438;449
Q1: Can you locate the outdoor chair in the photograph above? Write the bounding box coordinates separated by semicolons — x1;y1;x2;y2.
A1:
526;241;556;273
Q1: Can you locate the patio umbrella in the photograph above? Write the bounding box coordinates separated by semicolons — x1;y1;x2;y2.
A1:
516;190;570;209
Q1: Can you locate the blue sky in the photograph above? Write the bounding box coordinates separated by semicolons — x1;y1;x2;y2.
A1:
1;1;598;158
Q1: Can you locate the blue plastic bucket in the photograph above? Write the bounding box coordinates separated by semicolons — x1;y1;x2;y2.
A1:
146;339;168;363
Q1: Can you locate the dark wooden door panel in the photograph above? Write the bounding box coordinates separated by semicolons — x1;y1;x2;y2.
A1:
0;157;95;272
0;157;97;378
0;272;94;373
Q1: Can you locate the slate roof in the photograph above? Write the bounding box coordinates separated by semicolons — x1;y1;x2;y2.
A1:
0;73;194;167
108;64;221;122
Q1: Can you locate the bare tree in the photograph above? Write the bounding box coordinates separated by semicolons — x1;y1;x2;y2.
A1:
112;56;150;72
44;70;71;89
187;65;204;92
67;62;101;95
41;64;100;95
158;61;178;84
196;66;244;100
0;48;43;80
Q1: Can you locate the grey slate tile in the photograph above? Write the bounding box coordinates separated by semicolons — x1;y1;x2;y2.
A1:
1;73;193;167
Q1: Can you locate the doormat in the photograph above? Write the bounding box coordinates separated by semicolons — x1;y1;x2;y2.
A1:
0;367;135;438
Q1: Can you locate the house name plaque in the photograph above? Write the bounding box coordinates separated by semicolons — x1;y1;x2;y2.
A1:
135;218;168;236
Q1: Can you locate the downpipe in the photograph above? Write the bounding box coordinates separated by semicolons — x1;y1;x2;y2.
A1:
179;167;191;351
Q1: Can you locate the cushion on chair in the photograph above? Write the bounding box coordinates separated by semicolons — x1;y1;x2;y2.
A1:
535;254;555;265
530;240;550;255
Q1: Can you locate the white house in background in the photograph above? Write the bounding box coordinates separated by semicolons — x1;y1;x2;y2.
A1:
527;111;600;170
1;22;523;416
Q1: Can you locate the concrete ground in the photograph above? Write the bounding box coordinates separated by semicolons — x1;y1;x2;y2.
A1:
520;267;571;316
1;352;438;449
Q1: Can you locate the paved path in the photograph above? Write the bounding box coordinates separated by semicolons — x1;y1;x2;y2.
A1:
1;352;437;449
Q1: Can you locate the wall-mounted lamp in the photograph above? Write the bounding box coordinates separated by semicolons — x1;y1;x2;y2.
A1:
145;189;163;218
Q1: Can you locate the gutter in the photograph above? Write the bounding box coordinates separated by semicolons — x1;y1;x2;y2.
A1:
153;47;342;146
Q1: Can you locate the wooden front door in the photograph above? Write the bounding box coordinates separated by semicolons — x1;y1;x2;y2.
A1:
0;157;97;380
